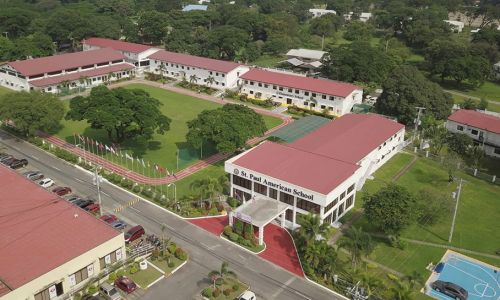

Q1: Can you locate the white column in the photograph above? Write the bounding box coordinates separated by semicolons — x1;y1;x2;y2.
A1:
281;211;286;228
229;175;233;197
292;196;297;229
258;226;264;246
229;212;233;226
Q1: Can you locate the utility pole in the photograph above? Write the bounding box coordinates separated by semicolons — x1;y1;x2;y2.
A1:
449;178;464;243
3;32;8;38
94;166;103;216
412;107;426;143
346;281;368;300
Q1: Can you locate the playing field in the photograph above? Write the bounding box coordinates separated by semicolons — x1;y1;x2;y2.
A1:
56;84;282;171
0;86;12;97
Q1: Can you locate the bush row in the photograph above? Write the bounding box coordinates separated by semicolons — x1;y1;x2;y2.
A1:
287;105;335;119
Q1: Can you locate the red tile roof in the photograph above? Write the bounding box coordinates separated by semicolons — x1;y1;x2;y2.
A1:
83;38;156;54
29;63;135;87
240;68;361;98
0;166;121;291
448;109;500;134
290;114;405;164
8;48;125;77
233;141;359;195
148;50;242;73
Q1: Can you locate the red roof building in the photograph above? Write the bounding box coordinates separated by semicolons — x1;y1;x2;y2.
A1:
148;50;242;73
82;38;155;54
447;109;500;134
0;166;125;299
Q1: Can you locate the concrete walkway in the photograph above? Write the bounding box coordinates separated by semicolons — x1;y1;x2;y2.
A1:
47;80;293;185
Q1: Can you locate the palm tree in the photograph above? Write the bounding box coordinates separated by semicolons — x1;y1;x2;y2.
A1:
304;240;323;270
179;71;187;82
189;177;223;207
158;62;167;81
189;74;198;85
467;144;484;169
339;226;374;269
390;280;413;300
404;271;424;288
318;243;338;281
296;213;332;245
206;75;215;88
360;273;383;298
208;261;236;289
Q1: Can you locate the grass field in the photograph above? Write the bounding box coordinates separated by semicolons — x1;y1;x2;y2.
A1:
56;84;282;171
353;154;500;280
251;55;285;68
440;79;500;103
0;86;12;96
450;93;500;113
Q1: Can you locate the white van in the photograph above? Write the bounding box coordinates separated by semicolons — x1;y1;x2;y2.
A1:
239;291;256;300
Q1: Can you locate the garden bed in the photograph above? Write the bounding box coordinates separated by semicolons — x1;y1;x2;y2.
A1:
201;277;249;300
125;263;163;288
221;223;265;253
148;256;185;274
176;81;217;95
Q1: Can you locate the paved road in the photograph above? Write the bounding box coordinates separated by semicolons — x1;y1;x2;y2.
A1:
0;132;342;300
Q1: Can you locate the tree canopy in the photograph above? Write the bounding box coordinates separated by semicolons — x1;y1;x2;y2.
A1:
186;104;267;153
66;86;171;143
375;65;453;125
0;91;64;136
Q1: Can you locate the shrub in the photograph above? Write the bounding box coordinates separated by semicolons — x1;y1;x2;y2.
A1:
229;233;239;242
237;236;246;245
232;284;239;291
243;223;253;238
233;219;243;235
87;284;97;295
223;225;233;236
151;249;160;260
209;206;219;215
116;269;125;277
168;243;177;254
202;287;213;297
216;203;224;212
227;197;239;208
129;264;139;274
239;94;248;101
53;147;78;163
223;288;232;296
215;278;224;286
120;179;133;189
108;272;117;282
168;261;175;268
141;188;153;198
175;247;187;260
212;288;221;298
132;185;141;193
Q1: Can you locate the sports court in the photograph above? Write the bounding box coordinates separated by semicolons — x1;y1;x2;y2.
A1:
268;115;330;143
425;250;500;300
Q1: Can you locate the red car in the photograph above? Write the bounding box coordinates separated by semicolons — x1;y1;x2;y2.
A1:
84;203;100;214
114;276;137;294
52;186;72;196
100;214;117;224
124;225;145;244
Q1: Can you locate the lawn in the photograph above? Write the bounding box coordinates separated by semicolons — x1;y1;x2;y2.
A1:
251;54;285;68
201;277;249;300
450;93;500;113
0;86;12;96
56;84;282;172
440;79;500;103
173;162;226;200
125;264;163;288
148;256;184;274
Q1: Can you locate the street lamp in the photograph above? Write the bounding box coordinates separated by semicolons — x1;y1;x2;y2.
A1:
93;165;104;216
167;183;176;203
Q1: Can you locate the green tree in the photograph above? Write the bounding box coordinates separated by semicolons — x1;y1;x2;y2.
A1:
414;188;452;225
206;75;215;88
363;184;417;235
447;133;473;156
296;213;332;245
137;10;168;44
189;74;198;85
343;21;374;41
309;14;343;37
425;126;448;155
466;144;484;169
478;98;489;110
66;86;171;142
462;98;477;110
339;226;374;269
375;65;453;124
208;261;236;289
186;104;267;153
207;26;249;60
189;177;224;206
0;92;64;136
390;280;414;300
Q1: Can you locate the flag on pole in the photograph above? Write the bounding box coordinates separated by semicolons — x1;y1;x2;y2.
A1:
136;157;141;164
120;151;124;158
86;136;90;144
125;153;133;160
154;164;159;171
166;168;171;176
110;147;116;154
98;142;104;151
105;145;110;152
141;159;145;167
78;135;85;143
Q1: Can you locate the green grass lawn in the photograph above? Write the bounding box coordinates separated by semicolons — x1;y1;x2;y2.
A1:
173;162;226;200
450;93;500;113
440;79;500;103
202;277;248;300
125;264;163;288
0;86;12;96
251;55;285;68
148;256;184;274
56;84;282;172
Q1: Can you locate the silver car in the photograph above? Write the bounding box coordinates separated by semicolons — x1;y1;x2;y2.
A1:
99;282;121;300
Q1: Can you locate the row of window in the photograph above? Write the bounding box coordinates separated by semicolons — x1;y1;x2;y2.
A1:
245;80;340;101
155;61;226;77
324;184;355;214
233;174;252;190
457;124;482;136
29;60;124;79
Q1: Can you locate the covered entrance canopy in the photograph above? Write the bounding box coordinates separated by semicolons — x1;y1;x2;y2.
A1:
229;196;290;245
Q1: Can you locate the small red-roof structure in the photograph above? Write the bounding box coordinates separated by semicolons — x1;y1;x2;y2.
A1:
0;166;120;291
233;141;359;195
240;68;361;98
82;37;155;54
290;114;405;164
447;109;500;134
8;48;125;77
29;63;135;87
148;50;242;73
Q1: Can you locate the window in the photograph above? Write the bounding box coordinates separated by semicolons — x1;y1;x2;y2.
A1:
249;90;254;94
210;71;213;75
329;96;334;100
494;148;500;155
222;74;225;77
35;282;64;300
321;105;326;109
324;212;333;224
296;198;320;214
346;195;354;209
322;95;326;99
264;84;268;88
216;72;219;76
340;191;346;200
269;188;278;199
69;265;91;286
250;81;254;86
310;103;316;107
312;93;316;97
272;85;277;90
245;80;248;84
187;67;190;70
295;89;299;94
288;88;292;93
324;197;338;213
285;210;294;221
233;188;251;202
338;202;345;216
279;87;283;91
347;184;355;194
258;83;262;87
471;129;478;135
99;251;117;269
279;192;294;205
233;174;251;190
253;182;267;195
181;66;184;69
304;101;309;106
304;91;309;96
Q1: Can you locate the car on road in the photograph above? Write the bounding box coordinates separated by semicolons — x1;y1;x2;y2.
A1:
99;282;121;300
84;203;100;214
52;186;72;196
1;157;16;165
39;178;55;188
110;220;126;230
9;158;28;169
25;171;44;181
100;214;117;224
431;280;468;300
66;195;82;203
239;291;256;300
124;225;145;243
74;199;94;209
114;276;137;294
0;155;13;163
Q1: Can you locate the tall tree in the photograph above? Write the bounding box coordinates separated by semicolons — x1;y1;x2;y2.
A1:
343;21;374;41
296;213;332;244
363;184;417;235
375;65;453;125
339;226;374;269
186;104;267;153
0;92;64;136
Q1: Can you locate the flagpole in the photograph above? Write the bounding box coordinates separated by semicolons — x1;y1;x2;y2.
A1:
176;149;179;170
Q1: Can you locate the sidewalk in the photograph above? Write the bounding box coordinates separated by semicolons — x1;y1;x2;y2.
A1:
44;80;293;185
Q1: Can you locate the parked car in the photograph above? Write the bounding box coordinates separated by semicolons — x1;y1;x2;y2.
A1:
66;195;82;203
111;220;126;230
114;276;137;294
239;291;256;300
0;155;13;163
1;157;16;165
431;280;468;300
0;153;10;160
100;214;117;224
84;203;100;214
124;225;145;243
9;158;28;169
75;199;94;209
52;186;72;196
39;178;55;188
99;282;121;300
25;171;44;181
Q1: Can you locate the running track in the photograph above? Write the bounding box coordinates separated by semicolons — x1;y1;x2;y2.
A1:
39;89;292;185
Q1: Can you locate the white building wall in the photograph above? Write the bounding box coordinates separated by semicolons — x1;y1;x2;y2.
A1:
2;234;125;300
241;80;362;116
149;59;241;89
446;119;500;157
0;65;30;91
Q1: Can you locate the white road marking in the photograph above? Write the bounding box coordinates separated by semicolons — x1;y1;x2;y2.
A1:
31;155;39;160
53;166;61;171
73;177;85;183
102;191;110;197
272;277;296;299
130;207;141;213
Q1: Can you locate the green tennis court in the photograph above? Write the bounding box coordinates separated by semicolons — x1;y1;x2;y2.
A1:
269;115;330;143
